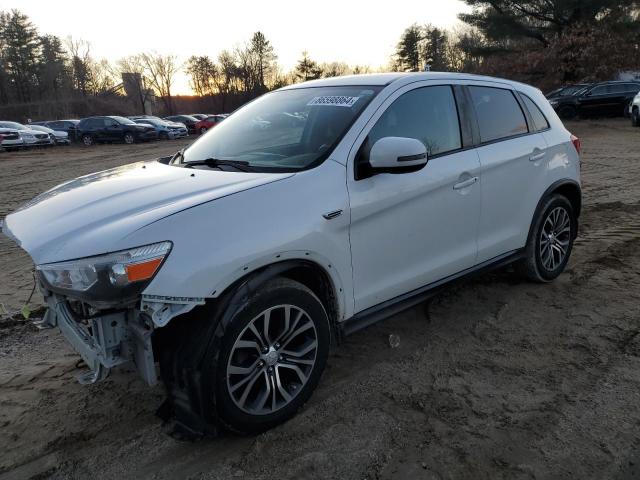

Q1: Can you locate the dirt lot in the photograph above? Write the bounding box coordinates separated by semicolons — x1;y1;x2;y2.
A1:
1;121;640;480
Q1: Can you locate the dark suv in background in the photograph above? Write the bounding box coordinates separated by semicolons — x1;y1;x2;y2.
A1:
546;83;590;100
164;115;199;134
76;116;158;146
549;81;640;119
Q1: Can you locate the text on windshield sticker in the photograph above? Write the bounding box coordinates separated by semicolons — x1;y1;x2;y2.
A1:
307;96;360;107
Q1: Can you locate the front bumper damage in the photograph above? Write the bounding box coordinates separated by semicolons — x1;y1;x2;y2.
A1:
42;293;157;385
40;290;205;386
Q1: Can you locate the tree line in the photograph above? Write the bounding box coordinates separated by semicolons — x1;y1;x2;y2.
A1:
393;1;640;88
1;1;639;120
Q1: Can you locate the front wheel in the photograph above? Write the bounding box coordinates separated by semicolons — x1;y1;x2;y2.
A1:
632;107;640;127
516;194;576;282
124;132;135;144
214;278;330;433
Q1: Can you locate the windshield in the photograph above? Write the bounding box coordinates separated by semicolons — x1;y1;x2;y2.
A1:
0;121;27;130
182;86;381;170
112;116;136;125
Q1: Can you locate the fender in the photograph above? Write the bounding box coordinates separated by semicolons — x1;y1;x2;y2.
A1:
210;251;347;321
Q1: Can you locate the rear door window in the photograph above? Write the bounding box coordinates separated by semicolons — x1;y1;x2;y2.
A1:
468;86;528;143
590;85;609;95
521;94;550;131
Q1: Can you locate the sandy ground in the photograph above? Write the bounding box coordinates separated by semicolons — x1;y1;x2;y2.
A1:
1;121;640;479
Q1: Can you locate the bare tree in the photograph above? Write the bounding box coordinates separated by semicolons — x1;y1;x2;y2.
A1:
65;36;92;96
140;52;179;114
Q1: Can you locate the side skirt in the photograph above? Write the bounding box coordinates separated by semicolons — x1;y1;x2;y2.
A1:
340;250;525;337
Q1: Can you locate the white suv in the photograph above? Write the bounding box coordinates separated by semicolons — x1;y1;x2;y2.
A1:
631;91;640;126
2;73;581;436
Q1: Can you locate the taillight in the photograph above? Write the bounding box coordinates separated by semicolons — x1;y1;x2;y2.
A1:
570;134;581;155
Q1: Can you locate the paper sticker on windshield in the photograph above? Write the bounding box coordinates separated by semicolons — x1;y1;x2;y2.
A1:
307;96;360;107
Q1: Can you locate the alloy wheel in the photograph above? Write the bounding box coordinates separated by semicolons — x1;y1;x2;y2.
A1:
539;206;571;271
226;304;318;416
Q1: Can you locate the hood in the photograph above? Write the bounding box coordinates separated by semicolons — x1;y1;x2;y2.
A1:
22;128;48;135
3;160;293;264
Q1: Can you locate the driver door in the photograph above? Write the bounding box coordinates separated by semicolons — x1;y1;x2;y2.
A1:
104;118;122;141
347;83;481;313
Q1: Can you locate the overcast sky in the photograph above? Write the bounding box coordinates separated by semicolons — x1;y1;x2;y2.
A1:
2;0;471;94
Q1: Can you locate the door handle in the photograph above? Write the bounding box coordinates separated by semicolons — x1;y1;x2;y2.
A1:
453;176;478;190
529;151;546;162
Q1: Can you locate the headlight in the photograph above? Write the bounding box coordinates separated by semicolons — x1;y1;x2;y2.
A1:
37;241;172;306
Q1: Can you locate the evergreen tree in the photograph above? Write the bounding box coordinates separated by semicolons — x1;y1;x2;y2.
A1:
395;24;423;72
295;51;322;82
38;34;68;99
423;26;449;71
0;10;41;102
459;0;640;49
249;31;276;92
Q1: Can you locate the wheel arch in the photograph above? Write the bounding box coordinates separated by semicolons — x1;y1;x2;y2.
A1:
527;179;582;243
212;258;344;344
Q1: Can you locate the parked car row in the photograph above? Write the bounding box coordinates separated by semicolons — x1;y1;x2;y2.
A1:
0;120;69;150
1;112;228;151
546;81;640;120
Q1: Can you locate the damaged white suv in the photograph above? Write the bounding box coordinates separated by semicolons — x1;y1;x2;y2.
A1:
2;73;581;436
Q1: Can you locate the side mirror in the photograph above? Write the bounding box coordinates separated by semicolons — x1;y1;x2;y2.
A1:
369;136;428;170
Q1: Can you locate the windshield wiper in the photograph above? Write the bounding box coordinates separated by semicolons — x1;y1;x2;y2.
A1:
182;157;252;172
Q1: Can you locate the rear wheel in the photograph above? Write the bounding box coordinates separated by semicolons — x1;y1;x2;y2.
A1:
516;194;576;282
200;127;208;134
81;134;93;146
558;105;577;120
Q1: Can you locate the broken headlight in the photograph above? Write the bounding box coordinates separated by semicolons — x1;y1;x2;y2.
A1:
36;241;172;307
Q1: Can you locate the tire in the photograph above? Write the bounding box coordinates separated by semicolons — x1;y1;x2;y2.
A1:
158;277;330;436
124;132;135;144
515;194;576;282
214;277;330;433
200;127;208;135
631;107;640;127
558;105;577;120
81;134;93;146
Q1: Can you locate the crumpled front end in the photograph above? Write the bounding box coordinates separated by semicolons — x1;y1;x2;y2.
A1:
40;287;158;385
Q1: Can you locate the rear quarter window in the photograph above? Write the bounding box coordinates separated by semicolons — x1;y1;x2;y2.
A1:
469;86;528;143
521;94;550;131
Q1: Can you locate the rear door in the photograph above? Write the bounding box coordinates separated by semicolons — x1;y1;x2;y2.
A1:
467;84;549;263
578;85;612;116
